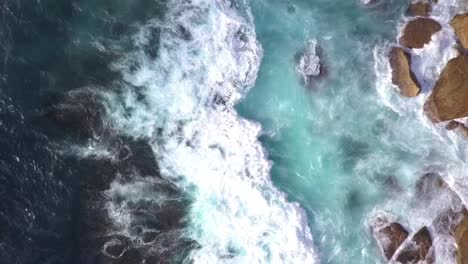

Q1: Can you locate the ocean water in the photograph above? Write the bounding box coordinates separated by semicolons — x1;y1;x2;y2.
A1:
0;0;467;263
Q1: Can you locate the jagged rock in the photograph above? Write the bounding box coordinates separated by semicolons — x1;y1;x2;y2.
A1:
424;56;468;122
451;14;468;50
407;1;431;17
372;217;409;260
399;18;442;48
395;227;433;264
456;214;468;264
389;47;421;97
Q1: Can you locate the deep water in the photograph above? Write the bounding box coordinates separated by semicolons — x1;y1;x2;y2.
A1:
1;0;467;263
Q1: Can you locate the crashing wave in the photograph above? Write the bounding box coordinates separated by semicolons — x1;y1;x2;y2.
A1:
101;0;318;262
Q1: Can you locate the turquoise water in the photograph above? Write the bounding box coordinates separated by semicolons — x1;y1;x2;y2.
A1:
239;0;466;263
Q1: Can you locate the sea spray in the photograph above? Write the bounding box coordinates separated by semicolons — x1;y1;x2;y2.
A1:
102;0;318;262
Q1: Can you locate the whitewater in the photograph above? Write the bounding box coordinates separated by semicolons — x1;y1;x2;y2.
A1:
100;0;318;262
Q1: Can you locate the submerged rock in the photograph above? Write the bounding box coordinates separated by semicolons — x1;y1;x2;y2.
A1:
407;1;431;17
46;89;108;138
296;40;321;83
389;47;421;97
372;217;409;260
399;18;442;49
424;56;468;122
451;14;468;50
456;214;468;264
395;227;433;264
415;172;448;199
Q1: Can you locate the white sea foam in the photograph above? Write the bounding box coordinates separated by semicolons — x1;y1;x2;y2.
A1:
297;39;321;83
102;0;318;262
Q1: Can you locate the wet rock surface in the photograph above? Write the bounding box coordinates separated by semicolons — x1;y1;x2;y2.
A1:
389;47;421;97
451;14;468;50
424;56;468;122
399;18;442;49
372;216;409;260
395;226;433;264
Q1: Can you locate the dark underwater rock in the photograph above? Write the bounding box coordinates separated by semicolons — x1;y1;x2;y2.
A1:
46;89;108;138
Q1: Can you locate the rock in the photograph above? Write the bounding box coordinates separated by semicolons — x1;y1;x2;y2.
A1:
445;121;468;137
389;47;421;97
296;40;325;90
395;227;433;264
46;89;108;138
447;120;462;130
372;218;409;260
456;214;468;264
407;1;431;17
451;14;468;50
424;56;468;122
399;18;442;48
415;172;448;199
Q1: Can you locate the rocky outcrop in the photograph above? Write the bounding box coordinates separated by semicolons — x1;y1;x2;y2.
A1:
399;18;442;48
372;217;409;260
407;1;431;17
395;227;433;264
451;14;468;50
424;56;468;122
389;47;421;97
456;215;468;264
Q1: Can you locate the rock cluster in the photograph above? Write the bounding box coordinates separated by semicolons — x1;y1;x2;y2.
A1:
388;0;468;131
372;173;467;263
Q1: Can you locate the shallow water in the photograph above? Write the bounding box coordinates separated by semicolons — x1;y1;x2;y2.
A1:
239;0;467;263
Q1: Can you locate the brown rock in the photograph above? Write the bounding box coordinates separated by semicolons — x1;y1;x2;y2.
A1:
399;18;442;48
407;1;431;17
395;227;433;264
424;56;468;122
389;47;421;97
451;14;468;50
373;220;409;260
456;214;468;264
447;120;462;130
